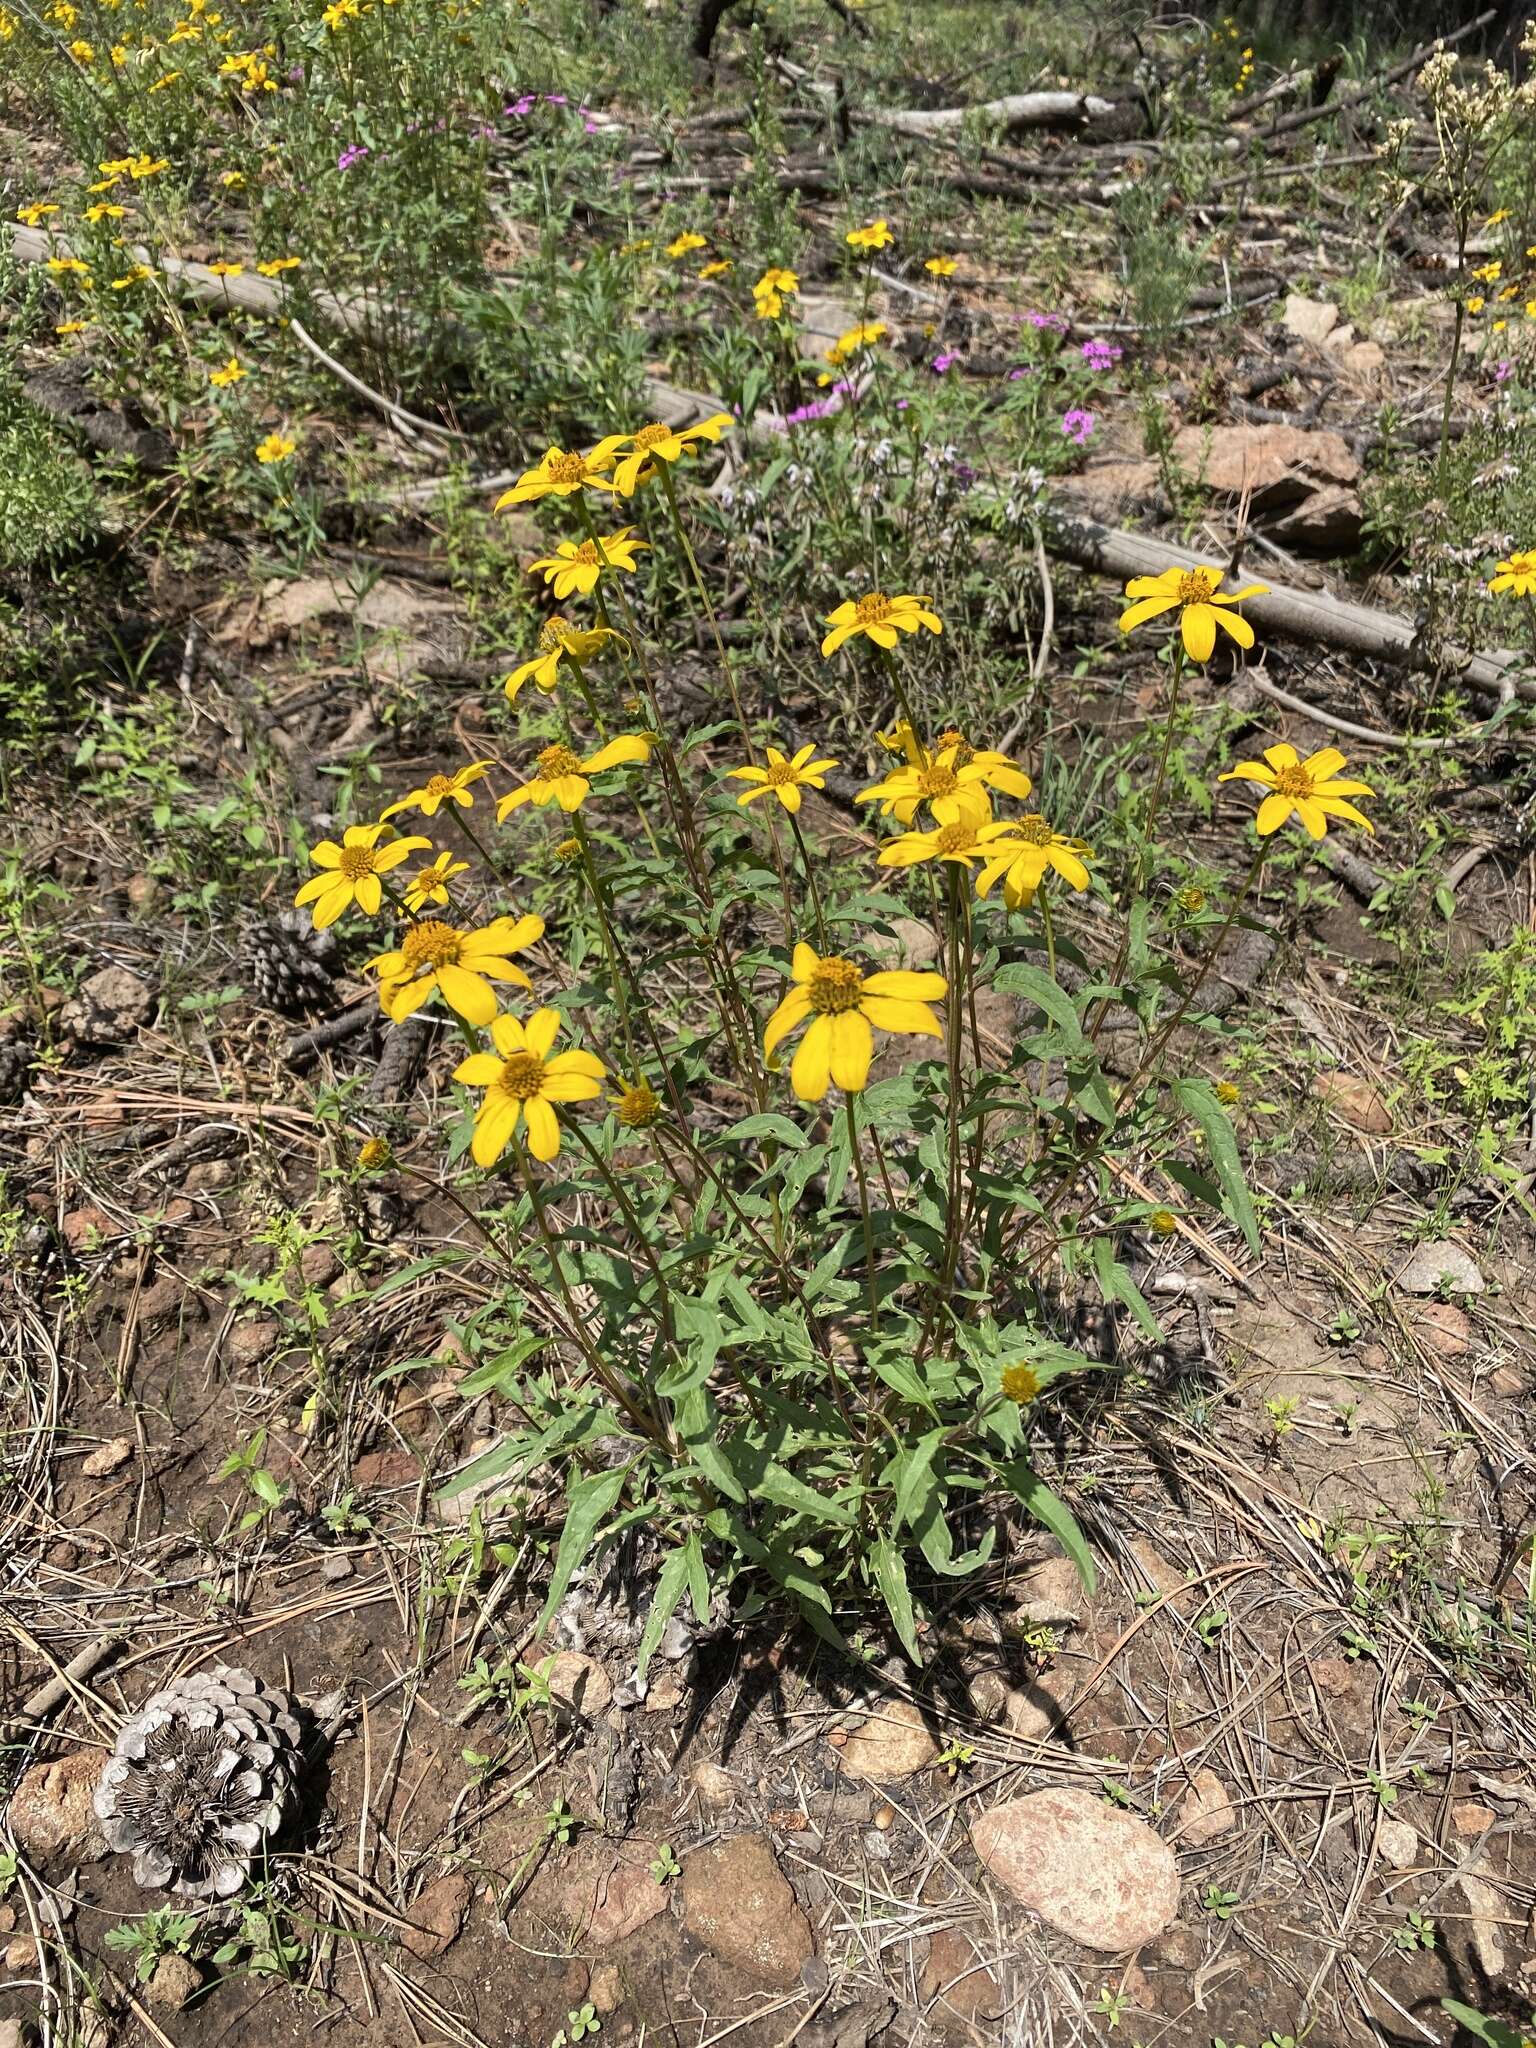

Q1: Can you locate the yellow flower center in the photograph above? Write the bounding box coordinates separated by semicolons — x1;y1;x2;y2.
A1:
934;823;973;854
538;615;574;653
1150;1209;1178;1238
854;593;893;626
413;862;446;888
497;1051;547;1100
536;744;583;780
631;422;672;452
807;956;865;1015
764;759;799;787
616;1081;662;1129
357;1137;391;1169
1271;765;1314;799
554;837;582;863
337;846;377;879
401;919;462;972
572;540;600;565
1000;1363;1040;1404
1176;570;1220;606
424;774;456;798
916;763;958;798
934;728;973;765
1012;816;1055;847
546;451;589;485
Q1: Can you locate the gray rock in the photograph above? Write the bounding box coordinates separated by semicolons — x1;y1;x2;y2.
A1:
147;1952;202;2011
971;1788;1179;1951
1393;1240;1485;1296
60;965;156;1046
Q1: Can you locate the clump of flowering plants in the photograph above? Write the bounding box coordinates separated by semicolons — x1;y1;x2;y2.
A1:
290;414;1374;1667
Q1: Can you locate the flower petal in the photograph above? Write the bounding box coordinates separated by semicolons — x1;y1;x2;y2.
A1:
472;1093;519;1168
524;1007;561;1058
828;1011;873;1091
1181;603;1218;663
523;1096;561;1160
863;969;948;1000
764;984;813;1060
454;1053;504;1085
790;1014;834;1101
436;963;497;1025
860;995;942;1036
1254;792;1295;836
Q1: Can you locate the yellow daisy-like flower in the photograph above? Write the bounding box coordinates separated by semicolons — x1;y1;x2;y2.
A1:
604;412;734;497
55;321;88;336
1218;743;1375;839
496;735;652;816
68;37;94;58
527;527;647;599
827;319;887;363
859;742;1030;830
972;817;1092;910
1488;548;1536;596
763;942;945;1102
924;255;958;277
357;1136;392;1170
83;201;127;222
453;1009;605;1166
219;169;246;187
209;355;245;386
1467;295;1485;314
666;231;708;258
293;823;430;928
1118;566;1268;662
875;819;988;868
1486;208;1511;225
503;617;620;703
725;742;840;814
109;267;152;289
699;259;733;279
255;432;295;464
612;1077;663;1129
368;913;544;1025
257;255;301;275
495;444;620;507
753;266;799;300
1000;1363;1040;1405
402;853;469;912
17;202;59;225
755;292;784;320
821;590;941;658
846;218;893;251
381;760;492;820
47;256;89;276
207;260;243;277
1472;261;1502;283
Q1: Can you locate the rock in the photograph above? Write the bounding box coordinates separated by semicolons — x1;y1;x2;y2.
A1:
1377;1817;1418;1869
352;1447;420;1490
971;1788;1179;1951
1491;1366;1525;1398
691;1761;739;1807
1308;1657;1357;1697
534;1651;613;1719
7;1751;103;1857
1345;339;1387;381
1415;1301;1472;1359
227;1319;283;1369
1013;1554;1088;1628
1312;1071;1391;1132
80;1437;134;1479
1393;1240;1485;1296
679;1834;815;1986
1267;485;1363;551
837;1699;939;1782
1003;1670;1075;1743
60;965;156;1046
919;1926;1002;2023
1457;1860;1506;1982
299;1243;341;1288
567;1850;668;1946
5;1938;38;1971
401;1871;473;1959
1321;319;1357;356
61;1204;121;1253
0;2017;32;2048
137;1274;205;1334
146;1953;202;2011
588;1962;623;2012
1125;1539;1187;1600
185;1159;235;1192
1171;422;1358;506
1282;294;1340;344
865;918;940;972
1175;1769;1237;1846
1452;1800;1497;1836
124;872;162;917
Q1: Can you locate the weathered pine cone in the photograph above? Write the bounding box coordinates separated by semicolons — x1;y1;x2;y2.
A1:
93;1666;304;1897
240;909;339;1016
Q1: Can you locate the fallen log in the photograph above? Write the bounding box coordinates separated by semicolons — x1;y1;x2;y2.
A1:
1042;511;1530;706
866;91;1118;139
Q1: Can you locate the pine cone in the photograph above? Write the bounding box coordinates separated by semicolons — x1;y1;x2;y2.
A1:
240;910;339;1016
93;1665;304;1897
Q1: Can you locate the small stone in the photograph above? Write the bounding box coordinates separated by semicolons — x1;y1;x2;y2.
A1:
919;1926;1001;2023
184;1159;235;1192
0;2016;30;2048
1126;1538;1187;1600
300;1243;341;1288
567;1853;668;1946
1452;1801;1497;1836
137;1274;204;1334
1491;1366;1525;1398
971;1788;1179;1951
1175;1768;1237;1846
321;1553;355;1582
1415;1301;1472;1360
352;1447;420;1490
124;872;162;917
60;965;156;1046
5;1937;39;1971
80;1438;134;1479
534;1651;613;1719
62;1204;120;1252
1268;486;1363;552
146;1953;202;2011
873;1803;895;1831
1004;1670;1075;1743
1393;1240;1484;1296
1377;1818;1418;1869
588;1962;623;2012
401;1871;473;1959
1309;1656;1357;1696
692;1761;738;1806
7;1751;103;1857
1344;340;1387;380
1312;1072;1391;1134
865;917;940;971
837;1699;939;1782
227;1319;283;1369
1283;294;1340;344
1012;1554;1088;1628
679;1834;815;1987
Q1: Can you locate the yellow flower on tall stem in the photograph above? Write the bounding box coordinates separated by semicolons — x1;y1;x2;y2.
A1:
846;219;893;251
827;319;887;362
605;412;734;497
1488;548;1536;596
972;817;1092;909
1218;743;1375;838
753;266;799;301
503;618;620;703
527;528;647;599
821;591;941;658
875;820;988;869
496;736;652;815
453;1009;605;1165
612;1077;663;1129
763;943;946;1102
1118;566;1268;661
924;255;958;277
666;231;707;258
495;444;619;507
382;760;492;820
293;824;429;928
402;853;469;912
858;743;1031;828
725;742;839;813
368;913;544;1025
255;432;295;465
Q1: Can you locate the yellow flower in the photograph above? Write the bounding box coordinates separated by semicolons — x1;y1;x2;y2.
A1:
666;231;708;258
293;823;430;927
125;155;169;178
698;259;733;279
503;617;620;702
239;59;274;88
1118;566;1268;661
612;1077;663;1129
84;202;127;222
109;267;153;288
527;526;647;599
55;321;88;335
1486;208;1511;225
220;169;246;187
1218;742;1374;839
47;256;89;275
495;444;619;507
1000;1363;1040;1404
755;291;784;320
148;70;180;89
1467;295;1485;314
1527;301;1536;318
208;260;244;277
604;412;734;497
255;432;295;464
875;819;989;869
209;355;246;386
1489;547;1536;595
924;255;957;276
972;817;1092;910
753;266;799;299
1215;1081;1241;1106
453;1009;605;1165
257;255;300;275
382;760;492;820
763;942;945;1102
1472;261;1502;282
368;913;544;1024
821;590;941;658
725;742;840;814
846;218;893;251
17;202;59;225
357;1136;392;1170
402;853;468;911
859;741;1029;830
497;736;651;816
68;37;95;58
828;319;887;361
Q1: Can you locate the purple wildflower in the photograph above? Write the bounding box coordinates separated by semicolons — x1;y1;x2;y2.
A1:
337;143;370;170
1493;358;1515;383
1080;338;1122;371
1027;310;1069;334
1061;408;1095;445
931;351;958;374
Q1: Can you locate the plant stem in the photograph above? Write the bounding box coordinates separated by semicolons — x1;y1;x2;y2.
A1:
845;1093;879;1332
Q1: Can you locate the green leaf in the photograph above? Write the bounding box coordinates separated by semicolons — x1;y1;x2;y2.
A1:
677;1387;746;1501
1172;1078;1260;1257
992;964;1114;1123
871;1535;922;1662
683;1531;710;1625
720;1113;808;1149
1440;2001;1526;2048
1091;1237;1162;1339
996;1459;1097;1594
537;1463;629;1631
634;1544;691;1683
889;1428;946;1535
